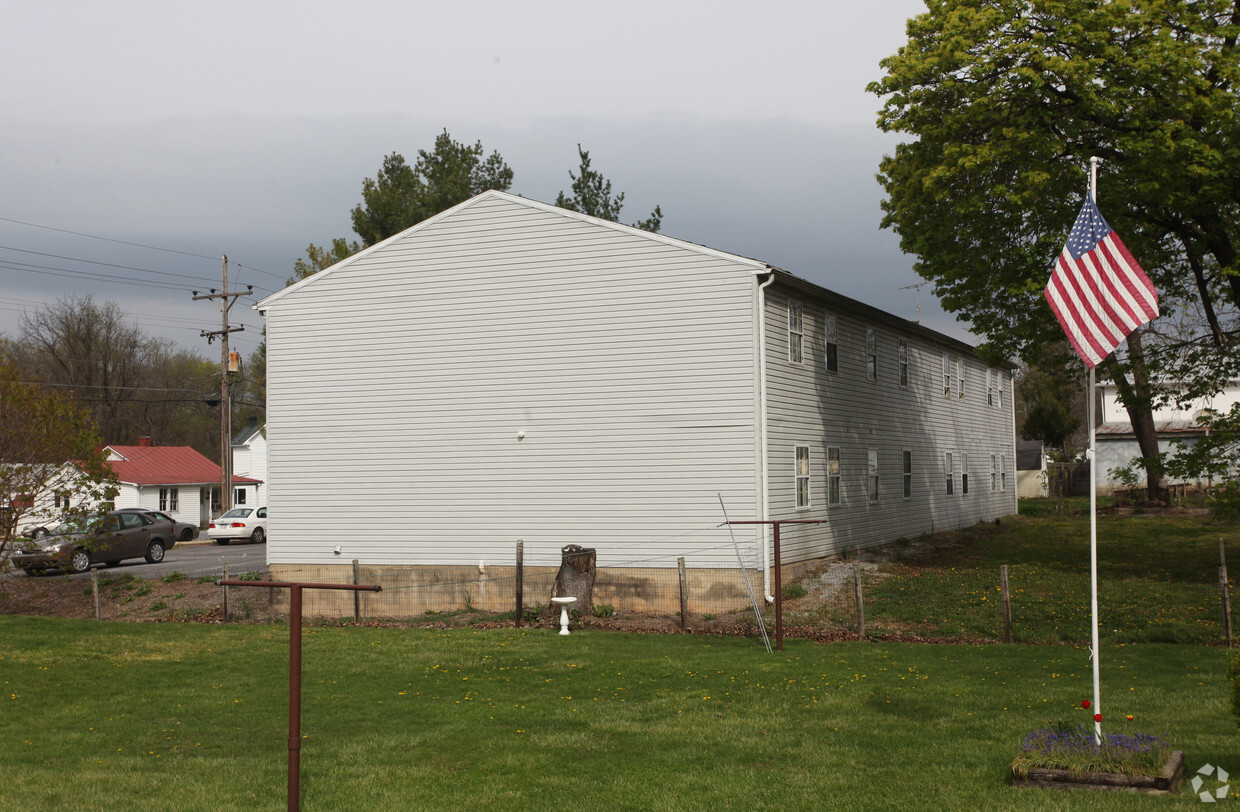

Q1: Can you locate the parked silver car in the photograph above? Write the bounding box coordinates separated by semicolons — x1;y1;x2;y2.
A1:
12;510;174;575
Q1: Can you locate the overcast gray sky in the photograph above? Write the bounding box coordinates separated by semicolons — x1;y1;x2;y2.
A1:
0;0;955;360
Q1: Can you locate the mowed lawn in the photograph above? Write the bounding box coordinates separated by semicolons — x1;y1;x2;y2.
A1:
804;502;1240;645
0;616;1235;811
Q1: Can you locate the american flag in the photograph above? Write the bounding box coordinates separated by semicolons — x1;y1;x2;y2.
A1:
1043;197;1158;368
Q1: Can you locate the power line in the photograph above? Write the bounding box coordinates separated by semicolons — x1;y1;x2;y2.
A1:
0;214;288;282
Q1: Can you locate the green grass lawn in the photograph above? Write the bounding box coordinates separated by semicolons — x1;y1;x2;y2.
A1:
801;504;1240;645
1;616;1235;811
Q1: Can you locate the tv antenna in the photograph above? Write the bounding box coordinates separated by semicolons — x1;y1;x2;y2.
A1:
899;281;929;324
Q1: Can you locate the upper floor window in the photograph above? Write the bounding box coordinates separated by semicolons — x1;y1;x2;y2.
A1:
957;360;965;399
997;372;1005;407
897;339;909;387
942;355;952;396
788;302;804;364
866;329;877;381
795;446;810;508
987;370;995;406
824;314;838;373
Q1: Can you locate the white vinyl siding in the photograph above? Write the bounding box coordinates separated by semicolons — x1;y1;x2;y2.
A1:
262;194;762;567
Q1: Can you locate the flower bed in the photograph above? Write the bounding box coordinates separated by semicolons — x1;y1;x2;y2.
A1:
1011;723;1183;794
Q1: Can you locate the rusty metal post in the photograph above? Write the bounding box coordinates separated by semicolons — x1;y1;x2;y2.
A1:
222;563;229;623
725;519;825;653
218;579;381;812
515;540;524;628
288;585;302;812
772;524;784;650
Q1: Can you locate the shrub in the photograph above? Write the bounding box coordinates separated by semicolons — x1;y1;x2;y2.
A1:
195;574;216;584
132;583;152;597
782;583;807;600
237;570;264;582
161;571;187;583
592;604;615;618
149;601;167;612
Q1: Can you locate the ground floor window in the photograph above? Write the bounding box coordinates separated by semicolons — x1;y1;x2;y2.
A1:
962;453;969;495
827;447;841;506
945;451;954;495
234;488;246;505
795;446;810;508
902;450;912;499
867;449;879;502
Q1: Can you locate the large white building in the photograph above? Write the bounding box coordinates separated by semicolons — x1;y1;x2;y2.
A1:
256;191;1016;615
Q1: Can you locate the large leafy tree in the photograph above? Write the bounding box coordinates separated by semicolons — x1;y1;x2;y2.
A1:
350;130;514;247
556;144;664;233
870;0;1240;497
13;296;220;453
0;362;117;565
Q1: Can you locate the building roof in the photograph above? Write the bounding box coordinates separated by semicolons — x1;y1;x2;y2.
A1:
105;445;261;487
232;418;264;446
1095;420;1203;437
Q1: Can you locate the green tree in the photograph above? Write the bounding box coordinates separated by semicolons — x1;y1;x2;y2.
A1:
289;237;362;285
870;0;1240;498
0;362;117;566
1017;365;1083;455
555;144;663;233
350;130;513;247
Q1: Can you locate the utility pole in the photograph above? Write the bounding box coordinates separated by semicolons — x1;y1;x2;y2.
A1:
193;255;251;518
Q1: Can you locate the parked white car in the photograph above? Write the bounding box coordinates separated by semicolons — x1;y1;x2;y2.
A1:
208;506;267;545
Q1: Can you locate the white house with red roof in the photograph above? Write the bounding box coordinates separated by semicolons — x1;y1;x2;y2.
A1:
104;439;261;527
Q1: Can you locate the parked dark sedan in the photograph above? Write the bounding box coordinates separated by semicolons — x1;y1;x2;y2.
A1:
12;510;175;575
116;507;199;542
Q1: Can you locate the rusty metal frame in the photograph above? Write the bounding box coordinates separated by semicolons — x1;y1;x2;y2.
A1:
725;520;825;650
218;579;382;812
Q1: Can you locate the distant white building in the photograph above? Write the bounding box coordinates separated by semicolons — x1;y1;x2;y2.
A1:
256;191;1017;615
1096;379;1240;492
231;418;268;507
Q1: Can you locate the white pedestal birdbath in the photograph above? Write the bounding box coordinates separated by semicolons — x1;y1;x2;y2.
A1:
551;596;577;635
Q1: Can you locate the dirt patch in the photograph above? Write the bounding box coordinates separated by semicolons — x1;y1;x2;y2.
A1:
0;573;277;623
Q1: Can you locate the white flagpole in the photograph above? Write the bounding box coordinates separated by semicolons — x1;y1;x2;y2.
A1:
1088;156;1102;745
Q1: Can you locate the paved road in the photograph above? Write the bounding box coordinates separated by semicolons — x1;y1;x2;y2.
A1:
14;540;269;582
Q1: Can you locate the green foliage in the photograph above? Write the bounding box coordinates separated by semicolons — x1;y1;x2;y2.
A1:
0;361;117;563
870;0;1240;404
1164;403;1240;485
555;144;663;232
288;237;362;285
781;583;807;600
161;571;187;583
1017;366;1081;453
149;601;167;612
236;570;263;582
591;604;615;618
194;574;216;584
349;131;513;247
131;583;152;597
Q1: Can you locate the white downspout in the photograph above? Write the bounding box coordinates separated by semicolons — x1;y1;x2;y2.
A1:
756;271;776;604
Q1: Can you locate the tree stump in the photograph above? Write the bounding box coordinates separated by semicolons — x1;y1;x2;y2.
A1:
551;544;596;615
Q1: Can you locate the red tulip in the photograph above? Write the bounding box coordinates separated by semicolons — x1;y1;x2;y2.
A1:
1094;713;1102;723
1081;700;1091;709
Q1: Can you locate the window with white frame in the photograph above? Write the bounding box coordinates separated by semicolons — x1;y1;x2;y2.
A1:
991;454;997;491
897;339;908;387
998;372;1005;407
867;449;879;502
234;488;246;505
945;451;954;495
962;452;969;495
825;314;838;373
942;354;952;396
795;446;810;508
902;450;912;499
788;302;804;364
169;488;178;511
987;370;995;406
1001;454;1008;491
957;359;965;399
827;446;841;506
866;328;877;381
